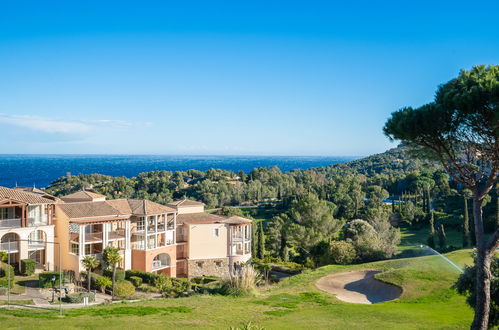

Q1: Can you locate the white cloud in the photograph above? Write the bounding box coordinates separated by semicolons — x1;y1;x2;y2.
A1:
0;113;147;134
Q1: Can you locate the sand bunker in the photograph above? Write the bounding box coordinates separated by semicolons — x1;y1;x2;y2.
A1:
316;270;402;304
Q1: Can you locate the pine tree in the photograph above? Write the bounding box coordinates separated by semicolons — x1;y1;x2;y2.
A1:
463;195;470;248
257;222;265;259
427;211;436;248
438;223;447;251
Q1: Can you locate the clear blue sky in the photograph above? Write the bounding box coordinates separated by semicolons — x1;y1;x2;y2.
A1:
0;1;498;156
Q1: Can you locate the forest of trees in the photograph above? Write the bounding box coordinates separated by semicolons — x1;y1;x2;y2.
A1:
45;145;499;267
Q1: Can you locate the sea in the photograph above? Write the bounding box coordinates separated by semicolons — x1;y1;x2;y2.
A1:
0;154;358;188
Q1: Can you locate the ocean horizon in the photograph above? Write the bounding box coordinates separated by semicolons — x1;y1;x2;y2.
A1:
0;154;359;188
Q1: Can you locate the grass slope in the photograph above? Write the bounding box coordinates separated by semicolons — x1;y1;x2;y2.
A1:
0;250;474;329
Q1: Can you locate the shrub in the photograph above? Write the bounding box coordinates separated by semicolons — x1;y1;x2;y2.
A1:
95;276;112;293
155;275;192;298
114;280;135;299
125;270;159;285
20;259;36;276
129;276;143;288
191;276;220;284
220;265;260;297
104;269;125;282
64;292;95;304
0;262;14;288
38;272;64;288
325;241;357;265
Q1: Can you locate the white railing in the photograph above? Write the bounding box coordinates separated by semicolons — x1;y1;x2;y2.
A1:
0;241;19;252
28;216;49;226
28;241;46;250
0;218;22;228
131;242;145;250
152;260;169;270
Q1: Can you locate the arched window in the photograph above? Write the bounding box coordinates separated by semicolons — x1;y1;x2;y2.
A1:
152;253;171;270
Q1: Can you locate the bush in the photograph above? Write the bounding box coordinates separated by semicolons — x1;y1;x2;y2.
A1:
20;259;36;276
155;275;192;298
129;276;143;288
191;276;220;284
38;272;64;288
125;270;159;285
324;241;357;265
64;292;95;304
95;276;112;293
104;269;126;282
114;280;135;299
220;265;260;297
0;262;14;288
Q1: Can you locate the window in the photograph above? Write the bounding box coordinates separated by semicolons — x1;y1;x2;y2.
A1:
85;244;91;255
197;262;203;268
213;228;220;237
137;217;145;231
71;243;79;255
215;261;222;267
0;208;8;219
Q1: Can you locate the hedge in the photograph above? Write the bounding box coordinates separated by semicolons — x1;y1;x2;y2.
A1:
114;280;135;299
20;259;36;276
38;272;65;288
103;269;126;282
64;292;95;304
125;270;159;285
129;276;143;288
0;262;14;288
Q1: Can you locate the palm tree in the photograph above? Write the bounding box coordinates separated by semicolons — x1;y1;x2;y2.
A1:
103;246;122;300
81;255;100;293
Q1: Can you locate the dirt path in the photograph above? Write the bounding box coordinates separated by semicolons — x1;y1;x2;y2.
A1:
316;270;402;304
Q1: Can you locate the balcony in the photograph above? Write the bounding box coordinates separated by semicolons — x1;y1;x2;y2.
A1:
152;260;170;270
85;232;103;243
0;241;19;252
108;229;126;240
28;216;49;227
28;241;46;250
0;218;22;228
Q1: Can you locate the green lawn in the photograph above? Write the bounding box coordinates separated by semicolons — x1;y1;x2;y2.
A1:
0;250;474;329
400;225;463;247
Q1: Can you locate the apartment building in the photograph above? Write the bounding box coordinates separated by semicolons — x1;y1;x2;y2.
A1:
0;186;57;271
168;200;252;278
54;195;177;277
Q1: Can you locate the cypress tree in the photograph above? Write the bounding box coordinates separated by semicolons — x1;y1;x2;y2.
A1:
427;211;436;248
463;195;470;248
438;223;447;251
257;222;265;259
252;223;258;256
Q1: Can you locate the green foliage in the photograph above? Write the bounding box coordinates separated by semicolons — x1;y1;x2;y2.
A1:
104;268;125;282
0;262;14;288
323;241;357;265
257;222;265;259
38;272;64;288
463;196;470;248
64;292;95;304
125;270;159;285
129;276;143;288
0;252;7;262
155;275;192;298
455;257;499;327
20;259;36;276
427;211;436;249
438;224;447;250
94;275;112;293
113;280;136;299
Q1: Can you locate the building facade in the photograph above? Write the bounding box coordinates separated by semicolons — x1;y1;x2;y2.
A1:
0;186;57;271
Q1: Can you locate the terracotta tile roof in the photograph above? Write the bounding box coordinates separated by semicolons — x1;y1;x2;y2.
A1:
58;201;125;219
167;199;205;208
61;190;106;202
0;186;56;204
176;212;224;224
58;198;176;220
13;187;61;202
222;216;253;225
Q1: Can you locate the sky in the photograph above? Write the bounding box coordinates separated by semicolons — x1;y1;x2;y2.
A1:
0;1;498;156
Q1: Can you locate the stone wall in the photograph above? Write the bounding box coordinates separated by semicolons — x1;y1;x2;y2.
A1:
187;258;229;278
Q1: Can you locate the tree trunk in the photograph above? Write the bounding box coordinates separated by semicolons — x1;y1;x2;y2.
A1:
88;270;91;293
471;196;492;330
112;266;116;300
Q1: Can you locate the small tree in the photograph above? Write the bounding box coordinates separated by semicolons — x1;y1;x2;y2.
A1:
103;246;122;300
81;256;100;293
0;251;7;263
427;211;436;249
257;222;265;259
438;224;447;250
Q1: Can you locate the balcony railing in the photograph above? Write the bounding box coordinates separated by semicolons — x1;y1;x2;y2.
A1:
0;218;22;228
131;242;145;250
28;216;49;226
108;229;126;240
85;232;103;242
28;241;46;250
0;241;19;252
152;260;170;270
